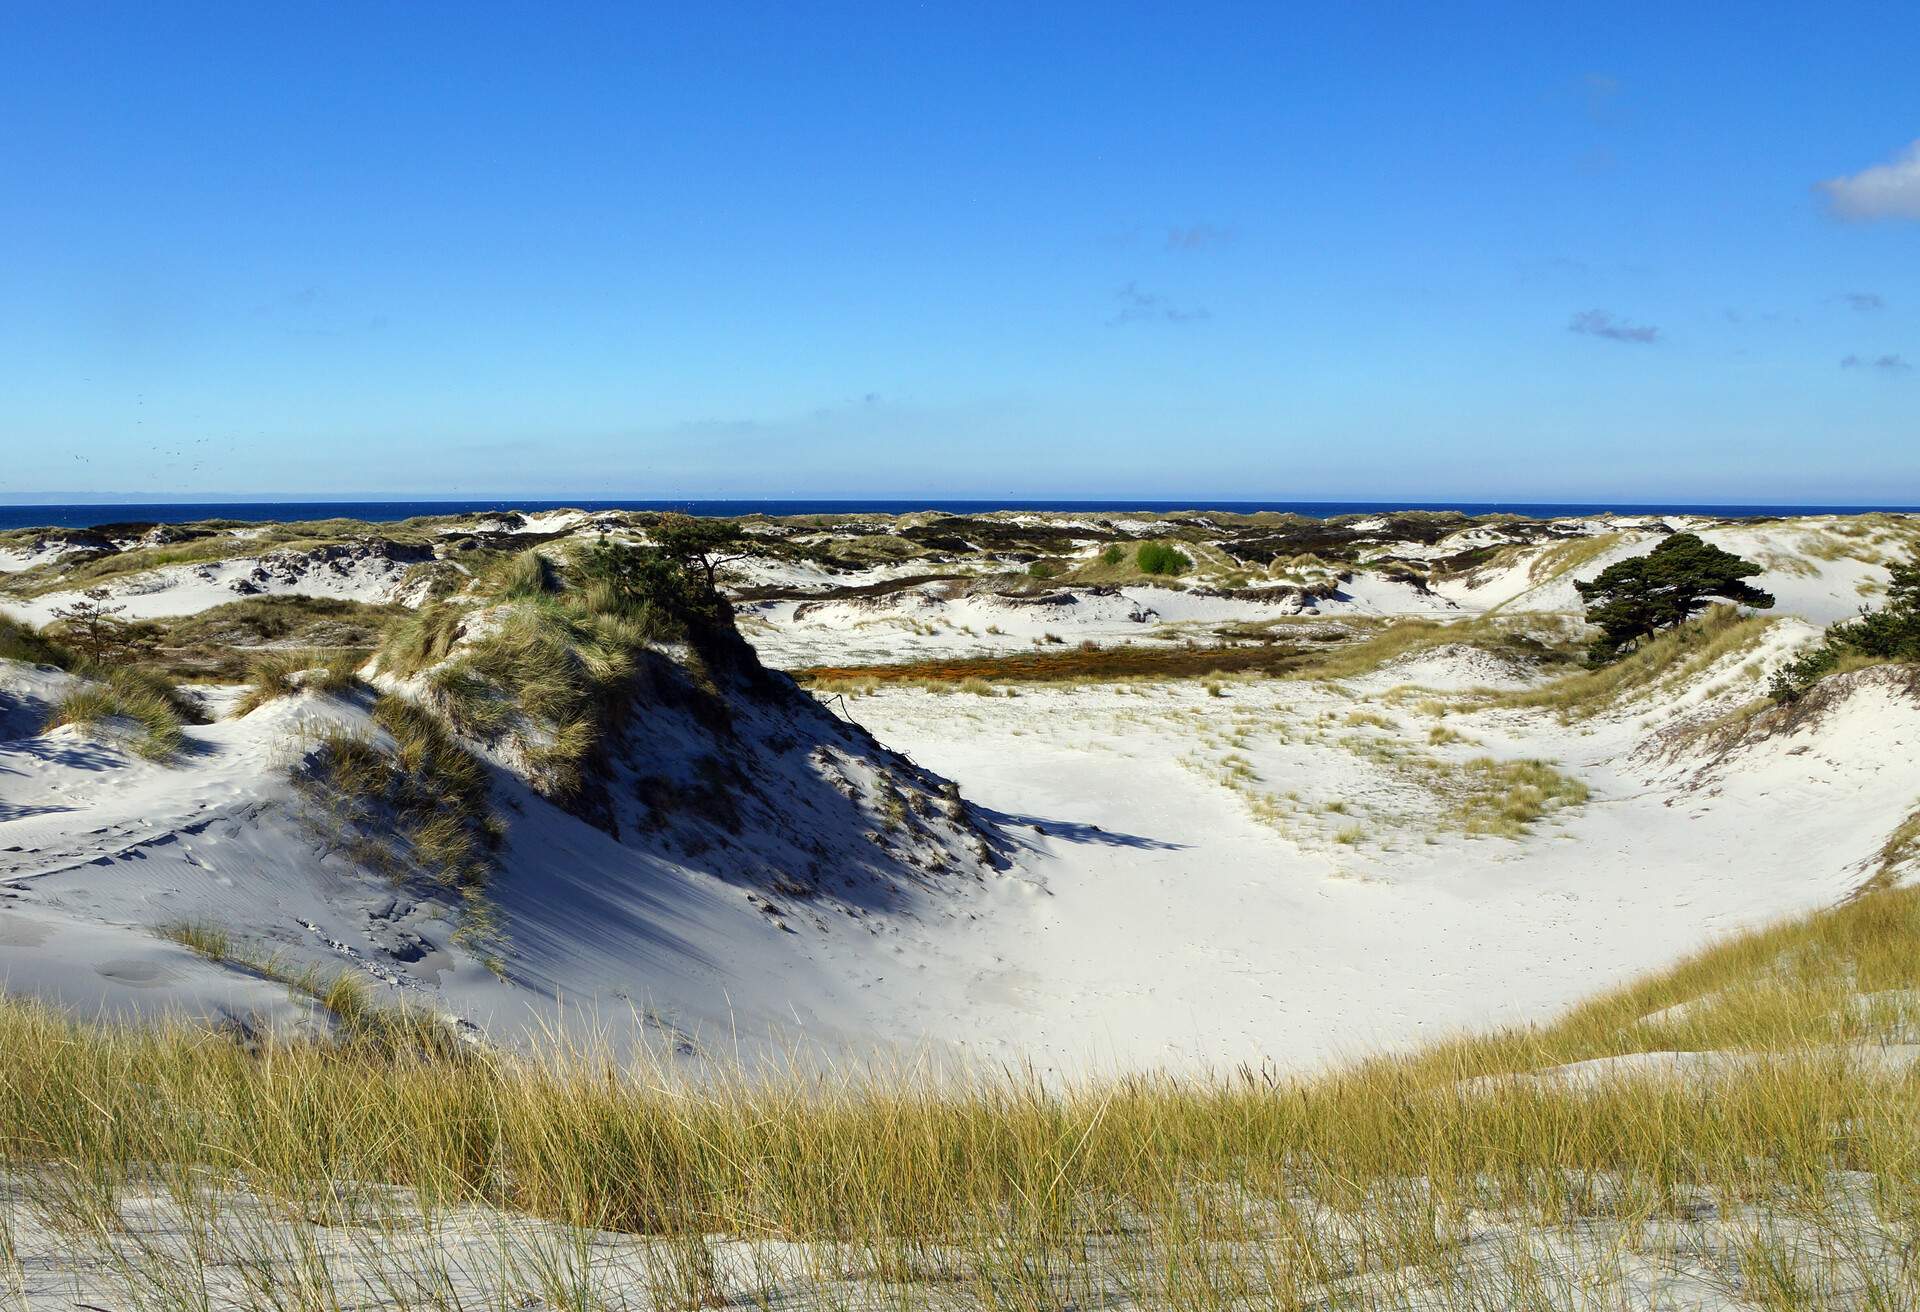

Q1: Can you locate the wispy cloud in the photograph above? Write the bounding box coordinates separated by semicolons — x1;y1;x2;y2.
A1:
1580;73;1621;122
1818;140;1920;221
1165;224;1235;252
1841;291;1885;312
1568;309;1658;344
1111;282;1210;325
1841;353;1911;373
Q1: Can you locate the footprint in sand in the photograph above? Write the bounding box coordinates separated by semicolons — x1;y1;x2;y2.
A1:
93;959;178;989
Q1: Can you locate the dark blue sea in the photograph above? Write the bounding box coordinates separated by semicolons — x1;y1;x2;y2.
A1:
1;499;1914;532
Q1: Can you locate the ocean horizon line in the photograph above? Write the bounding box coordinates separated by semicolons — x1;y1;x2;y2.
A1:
3;496;1919;532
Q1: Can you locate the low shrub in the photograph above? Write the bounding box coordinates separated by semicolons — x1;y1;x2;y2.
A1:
1769;548;1920;703
1136;542;1191;576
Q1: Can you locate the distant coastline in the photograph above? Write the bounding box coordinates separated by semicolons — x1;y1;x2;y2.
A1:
3;499;1919;532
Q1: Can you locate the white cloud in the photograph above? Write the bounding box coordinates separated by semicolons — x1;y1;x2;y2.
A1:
1818;139;1920;221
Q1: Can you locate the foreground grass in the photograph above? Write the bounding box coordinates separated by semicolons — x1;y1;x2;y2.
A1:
2;888;1917;1306
41;666;195;761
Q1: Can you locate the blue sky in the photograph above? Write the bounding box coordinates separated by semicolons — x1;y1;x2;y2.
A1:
1;1;1916;503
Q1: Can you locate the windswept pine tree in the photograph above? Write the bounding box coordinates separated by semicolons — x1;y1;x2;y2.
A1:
1575;532;1774;661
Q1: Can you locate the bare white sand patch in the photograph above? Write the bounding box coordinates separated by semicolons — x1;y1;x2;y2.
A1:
2;544;427;625
1353;642;1541;692
0;1165;1907;1310
831;661;1917;1073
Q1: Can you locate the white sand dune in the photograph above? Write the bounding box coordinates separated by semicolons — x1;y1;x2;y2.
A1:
2;509;1917;1077
4;609;1913;1077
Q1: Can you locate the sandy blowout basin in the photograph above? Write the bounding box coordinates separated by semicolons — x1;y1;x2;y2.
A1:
1;505;1917;1075
2;630;1913;1077
831;666;1911;1072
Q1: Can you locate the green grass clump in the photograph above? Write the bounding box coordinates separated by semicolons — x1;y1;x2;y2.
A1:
0;614;75;668
232;649;364;716
374;535;726;804
1520;530;1623;585
437;600;654;797
493;548;560;599
155;920;231;962
41;667;191;760
1136;542;1191;576
146;595;402;681
302;696;500;898
376;602;471;680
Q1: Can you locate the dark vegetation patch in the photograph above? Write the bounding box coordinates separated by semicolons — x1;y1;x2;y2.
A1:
1576;533;1774;663
145;596;405;680
797;641;1309;685
1211;513;1475;565
1769;548;1920;704
899;517;1113;552
730;573;971;604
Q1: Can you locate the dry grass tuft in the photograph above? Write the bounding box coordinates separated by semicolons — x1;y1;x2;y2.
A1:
41;667;191;760
232;648;364;716
1443;757;1590;838
1465;604;1775;721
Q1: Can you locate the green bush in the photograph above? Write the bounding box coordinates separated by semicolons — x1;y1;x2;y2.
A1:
1769;549;1920;703
1100;544;1127;566
1136;542;1191;576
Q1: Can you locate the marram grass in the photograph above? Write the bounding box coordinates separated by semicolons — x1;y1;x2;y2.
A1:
1;888;1917;1306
